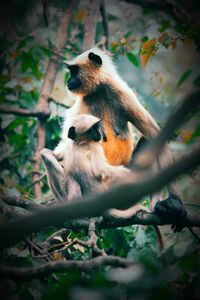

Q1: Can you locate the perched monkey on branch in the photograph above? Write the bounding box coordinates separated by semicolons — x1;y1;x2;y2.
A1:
42;114;146;215
41;47;187;228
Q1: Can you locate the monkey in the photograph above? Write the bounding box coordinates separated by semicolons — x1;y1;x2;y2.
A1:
42;113;164;249
41;47;187;229
63;113;146;216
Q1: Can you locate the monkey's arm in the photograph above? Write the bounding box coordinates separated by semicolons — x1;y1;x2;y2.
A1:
125;94;160;137
41;148;67;202
41;148;82;203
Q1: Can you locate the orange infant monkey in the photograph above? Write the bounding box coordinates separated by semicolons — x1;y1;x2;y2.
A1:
41;48;187;230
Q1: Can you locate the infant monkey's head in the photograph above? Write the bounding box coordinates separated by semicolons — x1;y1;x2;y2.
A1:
68;114;104;144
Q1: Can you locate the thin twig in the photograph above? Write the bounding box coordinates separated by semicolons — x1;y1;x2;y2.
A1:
32;0;77;197
1;195;43;212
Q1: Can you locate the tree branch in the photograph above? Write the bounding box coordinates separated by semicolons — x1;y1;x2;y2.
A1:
48;98;70;110
100;0;109;49
32;0;77;197
0;256;134;279
82;0;100;51
0;144;200;249
0;195;44;212
0;105;50;119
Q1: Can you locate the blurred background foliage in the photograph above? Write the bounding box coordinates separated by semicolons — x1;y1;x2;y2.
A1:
0;0;200;299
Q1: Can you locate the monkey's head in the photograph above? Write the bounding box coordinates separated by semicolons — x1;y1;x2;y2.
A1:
65;48;116;95
68;114;104;145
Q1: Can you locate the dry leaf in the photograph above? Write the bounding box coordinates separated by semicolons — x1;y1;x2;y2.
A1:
181;130;192;143
52;252;65;261
140;38;157;68
75;9;86;23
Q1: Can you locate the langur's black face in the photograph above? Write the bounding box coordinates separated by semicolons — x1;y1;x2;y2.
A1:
68;122;102;143
67;65;82;91
66;52;102;93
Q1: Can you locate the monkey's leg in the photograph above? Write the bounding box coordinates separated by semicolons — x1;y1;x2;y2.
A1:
131;137;187;231
65;176;82;202
40;148;67;203
153;146;187;231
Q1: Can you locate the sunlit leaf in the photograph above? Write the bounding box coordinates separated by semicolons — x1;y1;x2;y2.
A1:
127;52;139;67
177;69;192;86
75;9;86;23
7;247;30;258
53;236;64;243
52;252;65;261
73;244;85;253
140;38;157;68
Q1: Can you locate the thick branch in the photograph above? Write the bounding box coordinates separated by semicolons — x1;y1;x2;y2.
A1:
82;0;100;51
0;105;50;119
0;195;43;212
58;210;200;232
99;210;200;229
32;0;77;197
0;145;200;249
100;0;109;49
0;256;134;279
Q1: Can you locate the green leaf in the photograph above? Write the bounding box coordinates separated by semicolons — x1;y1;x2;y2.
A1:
21;50;40;79
177;69;192;86
159;20;170;32
192;123;200;140
124;31;131;38
64;71;70;85
142;36;148;43
127;52;139;67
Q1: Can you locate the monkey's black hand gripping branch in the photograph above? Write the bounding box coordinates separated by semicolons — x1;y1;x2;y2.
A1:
154;193;188;232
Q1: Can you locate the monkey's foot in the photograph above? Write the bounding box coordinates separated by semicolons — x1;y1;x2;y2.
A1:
154;193;187;232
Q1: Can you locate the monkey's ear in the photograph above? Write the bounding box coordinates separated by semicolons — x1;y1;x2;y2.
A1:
68;126;76;140
87;122;102;142
88;52;102;67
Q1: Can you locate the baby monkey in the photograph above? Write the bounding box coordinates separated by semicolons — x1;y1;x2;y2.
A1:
63;113;145;217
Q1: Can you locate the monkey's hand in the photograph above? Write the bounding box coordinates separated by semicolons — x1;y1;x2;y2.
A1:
154;193;187;232
53;140;67;161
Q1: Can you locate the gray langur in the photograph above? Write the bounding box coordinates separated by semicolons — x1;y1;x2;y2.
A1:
41;47;187;228
64;113;145;216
